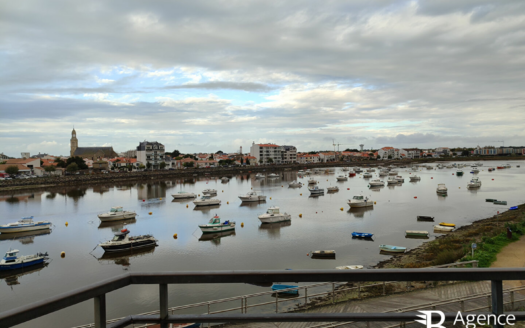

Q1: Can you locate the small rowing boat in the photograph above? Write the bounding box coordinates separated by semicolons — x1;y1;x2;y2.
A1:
352;232;373;239
417;216;434;221
271;284;299;295
310;250;336;259
439;222;456;227
405;230;429;237
379;245;406;253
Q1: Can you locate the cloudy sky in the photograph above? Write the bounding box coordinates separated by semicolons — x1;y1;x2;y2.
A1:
2;0;525;156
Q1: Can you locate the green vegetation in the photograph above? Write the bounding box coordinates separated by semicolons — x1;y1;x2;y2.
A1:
5;165;19;175
66;163;79;172
160;162;166;169
57;156;88;170
183;161;194;167
44;165;56;173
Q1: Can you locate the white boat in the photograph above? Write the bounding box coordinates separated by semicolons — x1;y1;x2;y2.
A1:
434;225;454;232
505;164;512;168
476;163;484;167
193;195;221;206
387;176;398;185
341;167;349;171
171;191;197;199
0;249;49;270
366;168;375;172
297;170;304;175
308;178;317;185
336;265;363;270
411;166;418;171
354;168;363;173
409;175;421;182
471;167;479;173
446;164;453;169
379;170;388;176
255;173;265;179
98;207;136;222
288;181;302;188
467;177;482;189
202;189;217;196
221;177;230;182
98;229;157;252
388;170;397;176
369;179;385;187
327;186;339;192
348;195;373;208
239;191;267;202
304;170;312;175
199;215;235;233
336;175;348;181
436;183;448;194
309;186;325;195
426;165;433;170
267;173;279;178
258;207;291;223
0;217;52;234
363;172;372;178
437;164;444;169
395;175;404;183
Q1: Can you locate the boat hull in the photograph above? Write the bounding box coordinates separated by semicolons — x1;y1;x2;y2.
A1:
348;201;373;208
199;225;236;233
0;223;51;234
239;196;266;202
98;213;136;222
193;200;221;206
100;240;158;252
272;284;299;295
172;194;196;199
0;257;45;271
259;214;291;224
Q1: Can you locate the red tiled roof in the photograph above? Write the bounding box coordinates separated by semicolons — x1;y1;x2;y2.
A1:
0;164;32;171
6;158;38;164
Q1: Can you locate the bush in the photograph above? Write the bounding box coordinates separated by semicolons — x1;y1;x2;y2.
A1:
433;249;464;266
5;165;19;175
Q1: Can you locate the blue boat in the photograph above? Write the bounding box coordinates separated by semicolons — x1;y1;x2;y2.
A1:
510;206;518;210
0;249;49;271
352;232;374;239
271;284;299;295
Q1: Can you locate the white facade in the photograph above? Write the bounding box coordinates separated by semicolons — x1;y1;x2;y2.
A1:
399;148;420;159
377;147;400;160
319;152;336;162
281;145;297;164
136;141;165;169
250;143;282;164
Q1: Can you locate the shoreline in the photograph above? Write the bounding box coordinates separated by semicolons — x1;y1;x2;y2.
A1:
1;156;522;192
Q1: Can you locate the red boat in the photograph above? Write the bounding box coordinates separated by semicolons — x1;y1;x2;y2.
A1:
497;166;505;169
349;172;356;177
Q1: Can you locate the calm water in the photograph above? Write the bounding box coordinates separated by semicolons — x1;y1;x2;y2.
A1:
1;161;524;327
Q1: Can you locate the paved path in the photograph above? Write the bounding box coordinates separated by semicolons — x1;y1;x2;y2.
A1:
222;281;525;328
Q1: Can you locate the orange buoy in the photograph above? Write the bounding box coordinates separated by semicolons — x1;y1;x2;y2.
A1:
61;252;65;258
173;234;178;239
149;212;152;215
414;196;417;199
186;204;188;208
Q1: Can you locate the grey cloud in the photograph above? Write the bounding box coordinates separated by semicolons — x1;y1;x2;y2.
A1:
162;81;274;92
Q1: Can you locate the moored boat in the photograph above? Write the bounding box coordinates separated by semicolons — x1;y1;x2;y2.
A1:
308;178;317;185
434;225;454;232
202;189;217;196
199;215;235;233
271;284;299;295
193;195;221;207
387;176;398;185
98;207;136;222
98;229;158;252
288;181;302;188
311;250;336;259
494;200;507;205
336;175;348;181
336;265;364;270
171;192;197;199
363;172;372;178
369;179;385;187
308;186;325;195
327;186;339;192
348;195;373;208
417;216;434;221
405;230;429;237
255;173;265;179
379;245;406;253
0;249;49;271
409;175;421;181
352;232;373;238
0;217;52;234
258;207;291;223
239;191;266;202
456;170;464;176
436;183;448;194
439;222;456;227
395;175;404;183
467;177;482;189
267;173;279;178
221;177;230;182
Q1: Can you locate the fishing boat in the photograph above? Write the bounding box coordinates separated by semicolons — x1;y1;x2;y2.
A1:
98;229;158;252
348;171;356;177
308;178;317;185
411;166;418;171
471;167;479;173
354;168;363;173
352;232;373;239
271;284;299;295
258;207;291;223
239;191;266;202
369;179;385;187
494;200;507;205
379;245;406;253
327;186;339;192
0;249;49;271
378;170;388;177
297;170;304;175
311;250;336;259
395;175;404;183
405;230;429;237
488;167;495;172
336;175;348;181
446;165;453;169
439;222;456;227
304;170;312;175
456;170;464;176
363;172;373;178
336;265;364;270
409;175;421;182
221;177;230;182
171;192;197;199
366;168;375;172
288;181;302;188
497;166;505;170
387;176;398;185
193;195;221;206
426;166;433;170
202;189;217;196
267;173;279;178
0;217;52;234
342;167;349;171
199;215;236;233
309;186;325;195
436;184;448;194
348;195;373;208
97;207;136;222
417;216;434;221
255;173;265;179
505;164;512;168
388;170;398;176
467;177;482;189
434;225;454;232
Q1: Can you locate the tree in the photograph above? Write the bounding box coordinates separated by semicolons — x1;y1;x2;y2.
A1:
66;156;88;170
240;157;244;164
0;161;6;165
146;162;152;170
267;157;274;163
461;150;470;157
40;160;44;166
66;163;79;172
127;164;133;172
55;158;67;168
377;155;381;160
5;165;19;175
259;159;263;164
170;150;180;157
44;166;56;174
160;162;166;169
175;156;183;160
246;159;250;165
215;150;223;154
139;164;146;169
183;154;197;160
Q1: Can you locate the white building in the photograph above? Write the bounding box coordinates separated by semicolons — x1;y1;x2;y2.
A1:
319;152;336;162
280;145;297;164
136;141;165;169
399;148;421;159
250;143;282;164
377;147;401;160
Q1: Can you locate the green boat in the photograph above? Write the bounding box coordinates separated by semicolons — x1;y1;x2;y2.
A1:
405;230;429;237
494;201;507;205
456;170;464;176
486;199;497;202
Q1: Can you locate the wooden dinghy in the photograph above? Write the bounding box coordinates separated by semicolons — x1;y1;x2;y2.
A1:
417;216;434;221
310;250;336;259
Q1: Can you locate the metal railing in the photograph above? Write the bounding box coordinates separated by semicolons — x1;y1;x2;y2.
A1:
71;261;481;328
1;267;525;328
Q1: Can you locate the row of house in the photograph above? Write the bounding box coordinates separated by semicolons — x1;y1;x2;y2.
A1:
473;146;525;156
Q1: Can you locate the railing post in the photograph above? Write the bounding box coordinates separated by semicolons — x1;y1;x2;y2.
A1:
332;283;335;304
94;294;106;328
305;287;308;307
511;291;515;310
160;284;168;328
473;261;478;268
487;295;491;311
275;293;279;313
207;302;210;328
460;300;465;313
491;280;504;328
383;281;386;295
358;282;361;298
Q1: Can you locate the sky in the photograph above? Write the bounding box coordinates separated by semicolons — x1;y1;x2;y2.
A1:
1;0;525;157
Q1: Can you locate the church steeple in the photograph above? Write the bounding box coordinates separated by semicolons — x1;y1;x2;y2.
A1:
70;128;78;157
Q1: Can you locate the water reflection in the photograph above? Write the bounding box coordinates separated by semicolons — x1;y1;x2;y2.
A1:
193;205;221;213
98;219;137;232
92;185;110;194
239;202;265;208
258;221;292;239
137;182;167;200
198;230;236;245
1;192;45;203
0;229;52;244
348;207;374;218
369;186;384;192
0;263;49;287
97;246;156;267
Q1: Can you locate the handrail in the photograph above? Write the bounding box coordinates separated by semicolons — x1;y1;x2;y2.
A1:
0;268;522;328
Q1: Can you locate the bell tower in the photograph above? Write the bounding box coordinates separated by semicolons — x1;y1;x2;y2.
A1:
70;128;78;157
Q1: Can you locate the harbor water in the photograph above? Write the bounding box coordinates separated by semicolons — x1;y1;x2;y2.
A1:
1;161;524;327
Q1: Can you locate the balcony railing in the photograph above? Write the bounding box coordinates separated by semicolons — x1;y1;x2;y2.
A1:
1;268;525;328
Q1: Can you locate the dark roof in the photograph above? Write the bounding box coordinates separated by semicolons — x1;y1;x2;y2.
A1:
73;147;117;157
136;141;164;151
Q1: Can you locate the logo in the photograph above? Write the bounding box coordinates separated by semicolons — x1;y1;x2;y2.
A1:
415;310;445;328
